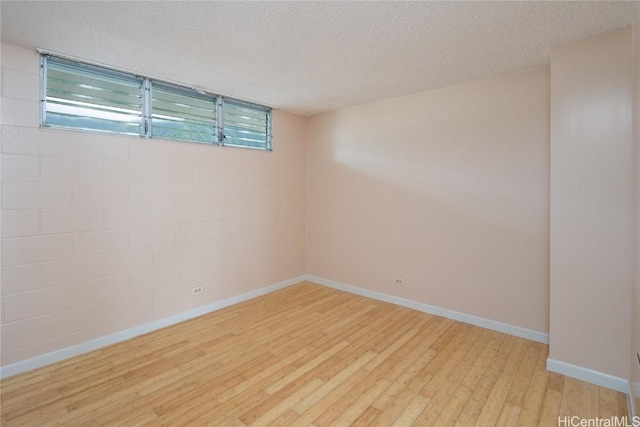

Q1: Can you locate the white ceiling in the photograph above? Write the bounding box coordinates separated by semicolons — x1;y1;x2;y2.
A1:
1;1;637;116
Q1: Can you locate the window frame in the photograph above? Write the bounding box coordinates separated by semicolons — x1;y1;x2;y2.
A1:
42;55;146;137
220;97;272;151
39;52;273;151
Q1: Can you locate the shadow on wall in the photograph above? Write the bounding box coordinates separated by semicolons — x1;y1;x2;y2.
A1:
306;68;550;335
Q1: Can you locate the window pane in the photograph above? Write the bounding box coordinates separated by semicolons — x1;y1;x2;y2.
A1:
45;57;143;135
151;83;217;144
223;99;271;149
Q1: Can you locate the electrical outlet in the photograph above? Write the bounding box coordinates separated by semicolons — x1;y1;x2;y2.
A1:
191;285;204;295
394;278;404;285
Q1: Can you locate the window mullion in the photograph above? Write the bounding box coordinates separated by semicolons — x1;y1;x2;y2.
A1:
267;110;273;151
216;96;224;146
39;55;48;126
142;78;152;138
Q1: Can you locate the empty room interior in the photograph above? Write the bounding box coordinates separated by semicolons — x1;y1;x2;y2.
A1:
1;1;640;425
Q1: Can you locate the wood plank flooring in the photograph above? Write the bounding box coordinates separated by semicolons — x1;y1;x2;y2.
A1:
0;282;630;426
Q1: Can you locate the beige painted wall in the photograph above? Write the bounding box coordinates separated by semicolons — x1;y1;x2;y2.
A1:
549;28;634;380
307;68;550;334
0;43;307;366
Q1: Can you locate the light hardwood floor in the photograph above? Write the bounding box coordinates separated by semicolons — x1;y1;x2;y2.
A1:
0;282;630;426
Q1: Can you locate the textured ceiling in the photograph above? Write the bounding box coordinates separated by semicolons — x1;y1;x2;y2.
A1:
1;1;637;116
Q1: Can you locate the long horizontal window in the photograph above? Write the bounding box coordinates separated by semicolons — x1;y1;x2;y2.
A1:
40;54;272;150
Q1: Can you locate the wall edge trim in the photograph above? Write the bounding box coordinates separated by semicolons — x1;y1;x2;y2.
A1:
630;380;639;418
546;358;630;393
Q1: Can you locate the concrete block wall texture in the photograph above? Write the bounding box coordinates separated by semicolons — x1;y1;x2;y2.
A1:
0;43;307;366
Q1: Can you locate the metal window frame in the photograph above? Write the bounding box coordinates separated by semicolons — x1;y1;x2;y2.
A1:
142;78;152;138
221;97;273;151
38;49;273;150
216;96;225;146
39;55;47;126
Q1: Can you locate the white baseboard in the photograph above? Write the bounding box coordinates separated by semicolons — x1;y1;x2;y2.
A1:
5;272;628;400
0;275;305;379
302;276;633;395
545;358;629;393
305;275;549;344
630;380;639;418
